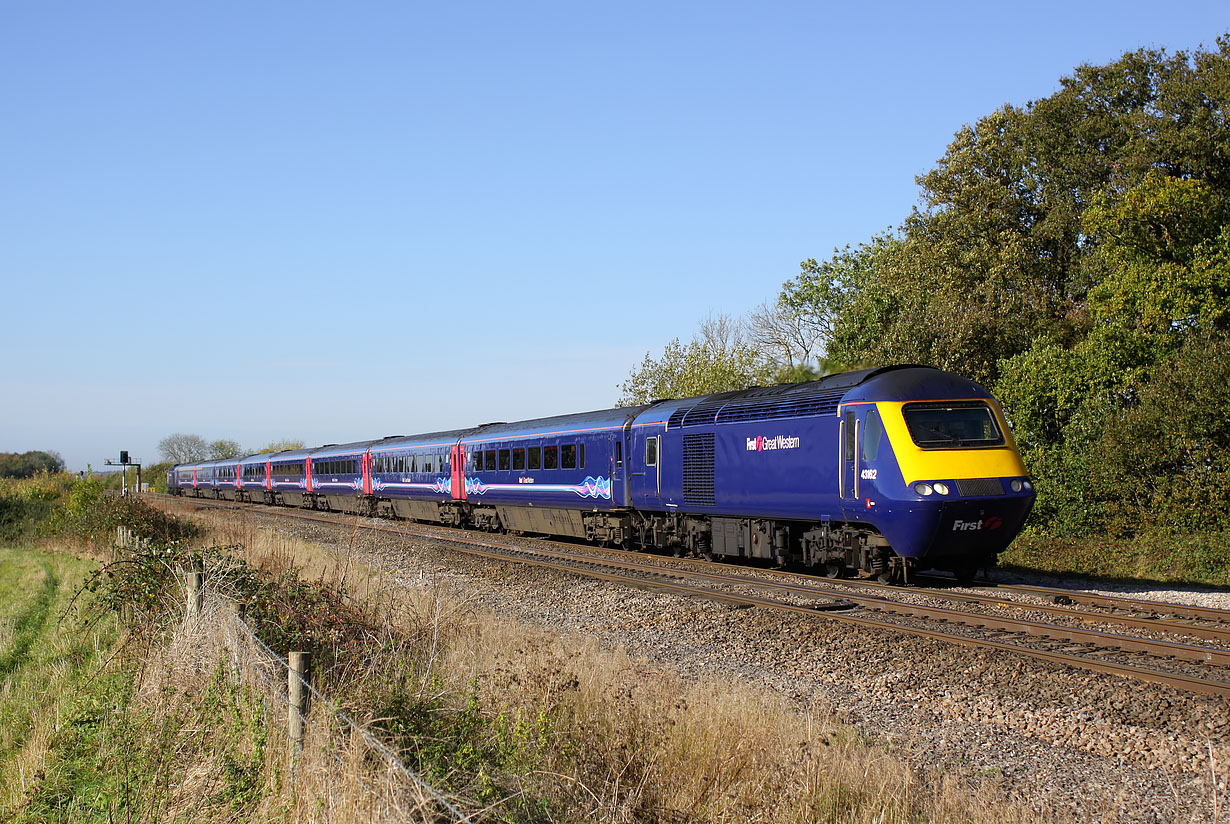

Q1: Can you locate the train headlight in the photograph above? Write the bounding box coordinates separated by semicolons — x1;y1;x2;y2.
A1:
914;482;934;496
1010;479;1023;492
933;482;950;495
1023;480;1033;491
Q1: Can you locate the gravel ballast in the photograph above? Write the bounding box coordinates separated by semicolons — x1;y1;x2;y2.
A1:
229;509;1230;823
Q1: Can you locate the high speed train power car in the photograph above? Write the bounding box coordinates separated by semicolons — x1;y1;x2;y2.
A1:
169;366;1035;583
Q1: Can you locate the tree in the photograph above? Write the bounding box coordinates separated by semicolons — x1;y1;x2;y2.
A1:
1084;172;1230;334
0;450;66;478
209;439;244;460
617;315;775;406
157;433;210;464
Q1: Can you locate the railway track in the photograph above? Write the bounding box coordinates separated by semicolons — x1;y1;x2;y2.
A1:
154;494;1230;699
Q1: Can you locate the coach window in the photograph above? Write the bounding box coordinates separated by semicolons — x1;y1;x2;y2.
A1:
580;444;586;468
645;436;658;466
424;455;432;473
485;450;497;471
512;448;525;470
863;409;884;461
615;441;622;468
528;447;541;470
498;449;510;470
561;444;576;469
544;445;558;470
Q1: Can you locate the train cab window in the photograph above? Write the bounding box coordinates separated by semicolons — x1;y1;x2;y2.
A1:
645;436;658;466
543;446;558;469
561;444;576;469
512;448;525;470
843;411;856;461
863;409;885;461
528;447;541;470
902;402;1004;449
484;450;497;471
498;449;510;470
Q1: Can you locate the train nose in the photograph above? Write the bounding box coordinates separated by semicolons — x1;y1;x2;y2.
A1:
930;495;1035;558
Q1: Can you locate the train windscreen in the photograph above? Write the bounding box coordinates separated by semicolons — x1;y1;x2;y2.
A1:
902;402;1004;449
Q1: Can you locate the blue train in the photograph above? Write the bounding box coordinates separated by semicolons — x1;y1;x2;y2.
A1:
168;366;1035;583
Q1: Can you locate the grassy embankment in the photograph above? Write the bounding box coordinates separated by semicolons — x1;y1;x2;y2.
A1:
0;475;1041;823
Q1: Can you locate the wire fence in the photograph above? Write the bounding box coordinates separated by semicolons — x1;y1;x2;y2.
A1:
194;587;473;823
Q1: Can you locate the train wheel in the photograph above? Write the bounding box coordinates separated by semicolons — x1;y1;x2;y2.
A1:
823;562;845;579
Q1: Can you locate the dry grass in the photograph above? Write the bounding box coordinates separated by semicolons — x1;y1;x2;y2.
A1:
150;499;1038;824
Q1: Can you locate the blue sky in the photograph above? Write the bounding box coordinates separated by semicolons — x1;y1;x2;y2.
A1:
2;1;1226;470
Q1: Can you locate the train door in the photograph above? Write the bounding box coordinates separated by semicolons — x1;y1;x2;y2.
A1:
450;442;466;499
839;408;859;502
629;424;665;510
614;420;634;505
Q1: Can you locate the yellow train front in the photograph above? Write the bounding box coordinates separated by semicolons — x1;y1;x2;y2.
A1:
826;366;1035;582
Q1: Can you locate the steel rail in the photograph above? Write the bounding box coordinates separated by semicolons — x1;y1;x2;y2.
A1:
956;580;1230;625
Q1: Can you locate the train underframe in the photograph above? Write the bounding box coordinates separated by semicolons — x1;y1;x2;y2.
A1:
176;486;995;583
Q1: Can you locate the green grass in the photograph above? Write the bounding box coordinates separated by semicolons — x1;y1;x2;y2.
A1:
0;544;123;821
1000;528;1230;587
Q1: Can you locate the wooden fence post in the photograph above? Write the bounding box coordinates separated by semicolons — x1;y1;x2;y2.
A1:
186;569;203;616
289;651;311;753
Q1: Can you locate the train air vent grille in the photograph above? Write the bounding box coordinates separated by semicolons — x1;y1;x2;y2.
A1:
682;433;716;506
681;402;724;428
955;478;1005;497
716;391;845;424
667;407;692;429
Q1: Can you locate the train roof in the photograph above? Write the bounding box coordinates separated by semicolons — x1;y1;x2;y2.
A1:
459;406;651;444
841;366;992;404
635;365;987;429
308;439;383;458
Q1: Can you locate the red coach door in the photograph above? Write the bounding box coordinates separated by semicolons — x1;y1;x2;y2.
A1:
362;452;373;495
450;443;466;500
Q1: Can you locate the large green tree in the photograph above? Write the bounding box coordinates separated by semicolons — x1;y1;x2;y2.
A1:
804;36;1230;388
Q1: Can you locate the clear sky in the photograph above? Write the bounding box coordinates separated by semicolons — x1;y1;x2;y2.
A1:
2;1;1226;470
